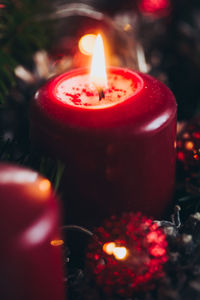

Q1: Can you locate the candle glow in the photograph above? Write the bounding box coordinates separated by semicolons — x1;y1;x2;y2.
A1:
55;34;142;108
55;68;138;109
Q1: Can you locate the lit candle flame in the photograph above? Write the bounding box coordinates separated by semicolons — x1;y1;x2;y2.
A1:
90;34;107;89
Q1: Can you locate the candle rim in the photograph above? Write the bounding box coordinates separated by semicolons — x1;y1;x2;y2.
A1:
51;67;145;111
33;68;177;131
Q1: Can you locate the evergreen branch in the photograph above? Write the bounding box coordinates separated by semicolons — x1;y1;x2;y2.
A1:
0;0;52;103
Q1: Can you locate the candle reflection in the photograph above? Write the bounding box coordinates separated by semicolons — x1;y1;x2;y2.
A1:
79;34;97;56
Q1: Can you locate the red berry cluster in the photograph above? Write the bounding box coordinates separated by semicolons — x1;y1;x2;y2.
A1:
86;213;168;297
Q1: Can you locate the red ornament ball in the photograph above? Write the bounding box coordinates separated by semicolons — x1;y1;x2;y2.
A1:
86;213;168;297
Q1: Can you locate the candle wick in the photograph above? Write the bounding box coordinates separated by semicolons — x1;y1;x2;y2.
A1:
92;82;105;101
98;87;105;101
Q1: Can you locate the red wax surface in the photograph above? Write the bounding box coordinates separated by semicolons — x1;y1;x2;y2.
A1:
30;67;177;226
0;163;65;300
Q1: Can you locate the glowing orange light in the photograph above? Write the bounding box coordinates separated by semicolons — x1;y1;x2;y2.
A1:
90;33;107;89
50;239;64;246
123;24;132;32
103;242;116;255
23;177;51;201
174;141;177;149
193;154;199;160
39;179;51;192
113;246;128;260
79;34;97;56
185;141;194;151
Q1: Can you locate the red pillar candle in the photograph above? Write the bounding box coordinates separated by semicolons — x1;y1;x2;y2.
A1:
0;163;65;300
30;35;177;225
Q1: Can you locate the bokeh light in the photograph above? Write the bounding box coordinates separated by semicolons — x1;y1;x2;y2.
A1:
113;246;127;260
103;242;116;255
79;34;97;56
103;242;128;260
